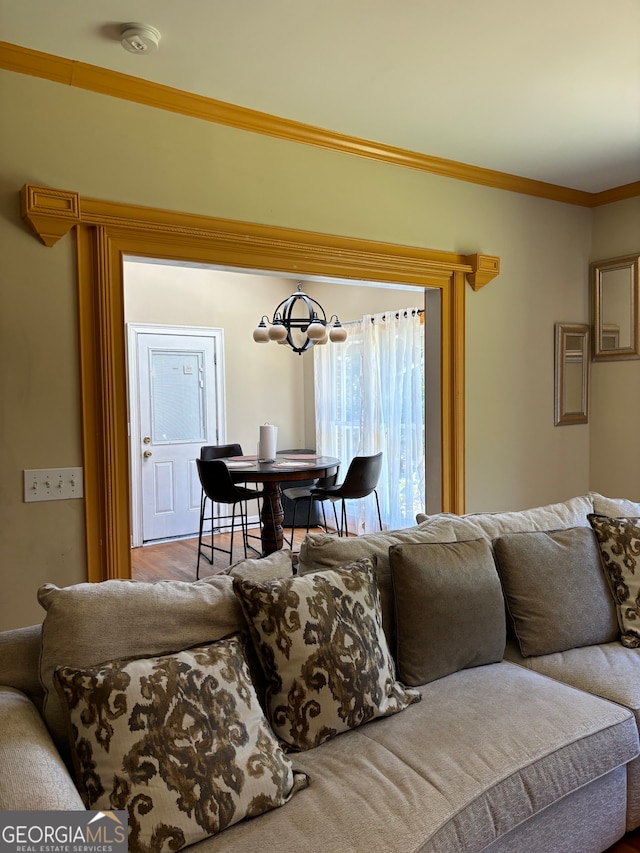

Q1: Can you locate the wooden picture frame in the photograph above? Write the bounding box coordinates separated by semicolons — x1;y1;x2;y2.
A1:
555;323;589;426
591;254;640;361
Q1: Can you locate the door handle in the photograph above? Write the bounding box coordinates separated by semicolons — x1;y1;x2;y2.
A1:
143;450;152;458
143;436;151;444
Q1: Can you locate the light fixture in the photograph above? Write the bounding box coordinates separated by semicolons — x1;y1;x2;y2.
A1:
253;282;348;354
120;23;161;54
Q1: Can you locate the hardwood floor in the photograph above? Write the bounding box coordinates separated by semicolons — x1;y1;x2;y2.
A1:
130;525;319;582
609;831;640;852
132;533;640;853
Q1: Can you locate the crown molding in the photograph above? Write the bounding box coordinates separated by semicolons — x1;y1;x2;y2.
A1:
2;41;635;208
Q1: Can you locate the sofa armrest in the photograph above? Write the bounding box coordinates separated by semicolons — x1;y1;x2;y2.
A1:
0;624;45;711
0;687;85;810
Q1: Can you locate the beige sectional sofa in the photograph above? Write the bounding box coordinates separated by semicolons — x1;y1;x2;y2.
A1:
2;492;640;853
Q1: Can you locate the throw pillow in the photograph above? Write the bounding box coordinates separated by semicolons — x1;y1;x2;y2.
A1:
39;560;293;762
389;539;506;686
233;558;421;751
588;513;640;648
492;526;618;657
224;548;294;580
54;635;308;853
590;492;640;518
415;494;594;539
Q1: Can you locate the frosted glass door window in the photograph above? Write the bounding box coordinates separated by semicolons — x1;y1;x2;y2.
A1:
150;350;205;443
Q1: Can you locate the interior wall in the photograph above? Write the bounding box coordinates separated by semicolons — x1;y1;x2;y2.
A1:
589;197;640;499
1;68;596;628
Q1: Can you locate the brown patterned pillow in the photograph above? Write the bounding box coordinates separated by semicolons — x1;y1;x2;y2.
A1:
588;513;640;648
54;636;308;853
233;558;421;752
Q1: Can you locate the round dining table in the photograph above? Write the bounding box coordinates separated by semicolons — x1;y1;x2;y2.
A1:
224;454;340;554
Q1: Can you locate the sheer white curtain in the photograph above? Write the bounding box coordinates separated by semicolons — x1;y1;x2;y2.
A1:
314;308;425;532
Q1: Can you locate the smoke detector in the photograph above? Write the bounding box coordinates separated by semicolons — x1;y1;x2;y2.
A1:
120;24;161;54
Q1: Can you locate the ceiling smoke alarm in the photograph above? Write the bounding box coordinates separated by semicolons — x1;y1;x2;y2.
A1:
120;24;161;54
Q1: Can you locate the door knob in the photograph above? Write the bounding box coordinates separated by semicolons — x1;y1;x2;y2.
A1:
143;450;152;458
143;436;151;444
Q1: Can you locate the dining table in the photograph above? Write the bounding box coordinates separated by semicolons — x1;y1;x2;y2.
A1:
223;453;340;554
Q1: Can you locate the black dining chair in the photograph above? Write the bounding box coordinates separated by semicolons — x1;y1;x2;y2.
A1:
309;452;383;538
282;468;340;549
196;458;265;577
199;443;263;552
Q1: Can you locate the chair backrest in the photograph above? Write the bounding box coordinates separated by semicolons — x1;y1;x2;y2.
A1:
196;458;245;505
200;443;243;461
316;469;339;489
337;452;383;499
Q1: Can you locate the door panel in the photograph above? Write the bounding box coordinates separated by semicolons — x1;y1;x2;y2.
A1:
128;325;225;545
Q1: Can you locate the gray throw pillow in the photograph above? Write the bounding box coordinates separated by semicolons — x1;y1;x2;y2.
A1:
493;526;618;657
389;539;506;686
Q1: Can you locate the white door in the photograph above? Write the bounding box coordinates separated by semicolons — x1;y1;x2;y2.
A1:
128;324;225;545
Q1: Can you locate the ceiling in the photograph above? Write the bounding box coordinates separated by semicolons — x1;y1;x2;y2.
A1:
2;0;639;194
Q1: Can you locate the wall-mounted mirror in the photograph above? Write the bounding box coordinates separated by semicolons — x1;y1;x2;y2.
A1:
591;254;640;361
555;323;589;426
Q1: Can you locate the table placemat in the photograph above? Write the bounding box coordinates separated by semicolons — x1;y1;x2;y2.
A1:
273;460;315;468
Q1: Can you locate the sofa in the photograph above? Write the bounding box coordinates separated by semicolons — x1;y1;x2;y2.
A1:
3;491;640;853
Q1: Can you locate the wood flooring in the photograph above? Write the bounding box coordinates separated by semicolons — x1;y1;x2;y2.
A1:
131;534;640;853
609;833;640;852
130;526;319;582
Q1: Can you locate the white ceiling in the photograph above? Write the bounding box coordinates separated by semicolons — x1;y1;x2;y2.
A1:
2;0;639;193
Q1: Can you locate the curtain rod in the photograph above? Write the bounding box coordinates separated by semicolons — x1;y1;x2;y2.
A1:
370;308;424;322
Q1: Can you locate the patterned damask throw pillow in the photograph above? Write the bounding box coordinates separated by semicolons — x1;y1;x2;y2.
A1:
53;635;308;853
233;558;421;751
588;513;640;648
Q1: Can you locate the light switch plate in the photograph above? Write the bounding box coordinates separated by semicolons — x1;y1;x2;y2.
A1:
24;467;84;502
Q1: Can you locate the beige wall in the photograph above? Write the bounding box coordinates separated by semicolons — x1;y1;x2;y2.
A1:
0;68;603;629
589;197;640;499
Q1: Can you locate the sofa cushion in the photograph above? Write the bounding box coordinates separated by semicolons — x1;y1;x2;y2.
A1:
493;527;619;656
296;518;456;651
416;494;594;540
503;639;640;830
54;636;308;852
224;549;294;580
38;552;293;759
389;539;505;685
591;492;640;517
233;558;420;751
588;513;640;648
184;661;638;853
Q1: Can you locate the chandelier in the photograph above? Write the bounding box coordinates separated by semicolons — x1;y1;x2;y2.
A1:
253;282;347;354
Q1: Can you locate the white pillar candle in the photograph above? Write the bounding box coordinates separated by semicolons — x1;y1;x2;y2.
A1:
258;423;278;462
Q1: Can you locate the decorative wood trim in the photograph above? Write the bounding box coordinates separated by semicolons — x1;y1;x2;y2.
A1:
464;254;501;291
21;183;498;580
21;184;497;290
20;185;79;246
3;41;633;207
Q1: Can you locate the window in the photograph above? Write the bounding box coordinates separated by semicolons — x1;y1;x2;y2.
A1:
315;309;425;532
